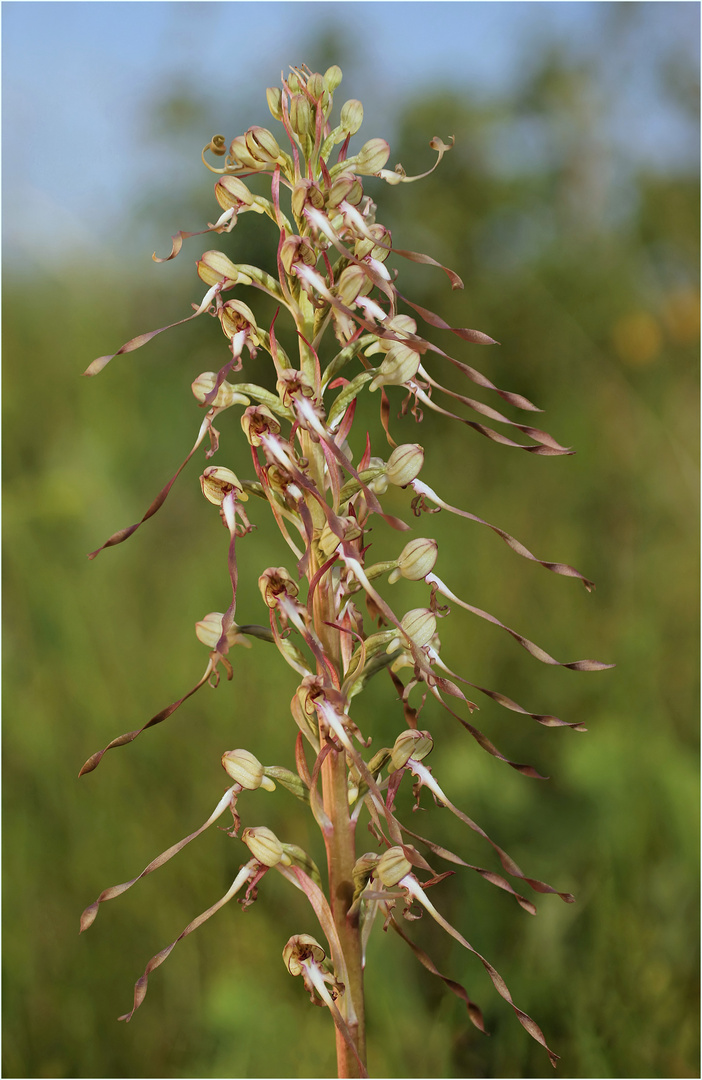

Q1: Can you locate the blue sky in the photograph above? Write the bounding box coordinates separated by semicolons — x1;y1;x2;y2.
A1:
2;2;699;271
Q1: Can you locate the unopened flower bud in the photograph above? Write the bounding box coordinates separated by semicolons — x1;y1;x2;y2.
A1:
200;466;245;506
266;86;283;120
352;852;380;898
340;99;364;135
191;372;250;410
306;72;325;101
323;65;343;93
389;537;438;583
390;729;434;771
376;846;412;888
290;94;314;141
370;342;421;391
222;748;265;790
356;138;391;175
242;826;289;867
386;444;424;486
283;934;326;976
195;612;252;650
400;608;437;649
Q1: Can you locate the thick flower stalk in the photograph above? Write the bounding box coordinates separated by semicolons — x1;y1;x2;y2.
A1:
80;64;611;1078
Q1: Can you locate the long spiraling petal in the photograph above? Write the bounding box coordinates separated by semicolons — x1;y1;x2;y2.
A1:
411;479;595;590
428;572;613;671
118;863;257;1022
80;786;237;931
400;875;560;1068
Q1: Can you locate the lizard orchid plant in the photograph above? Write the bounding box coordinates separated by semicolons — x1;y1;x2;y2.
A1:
80;64;611;1078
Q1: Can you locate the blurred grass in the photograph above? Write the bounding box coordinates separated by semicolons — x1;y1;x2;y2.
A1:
3;45;699;1080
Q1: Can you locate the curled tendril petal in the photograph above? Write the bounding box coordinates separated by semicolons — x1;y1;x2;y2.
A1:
406;760;574;903
396;289;500;346
385;909;487;1032
82;283;222;377
118;862;258;1023
397;821;537;915
411;479;596;591
80;786;237;932
397;875;560;1068
78;653;229;776
376;134;454;187
87;415;217;560
411;384;573;456
417;366;571;453
153;227;221;263
427;572;614;671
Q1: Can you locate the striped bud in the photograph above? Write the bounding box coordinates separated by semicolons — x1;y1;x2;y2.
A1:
400;608;437;649
369;342;421;391
340;99;363;135
389;537;438;583
386;444;424;486
356;138;391;175
222;748;265;790
241;826;289;867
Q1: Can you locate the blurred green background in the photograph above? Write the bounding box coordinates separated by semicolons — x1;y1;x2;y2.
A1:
3;4;699;1078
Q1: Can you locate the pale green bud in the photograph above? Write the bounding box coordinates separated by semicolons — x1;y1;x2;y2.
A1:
266;87;283;121
323;65;343;93
340;99;363;135
370;342;421;390
386;443;424;486
306;72;325;100
400;608;437;649
356;138;391;175
376;846;412;888
389;537;438;583
241;826;290;867
290;94;313;141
